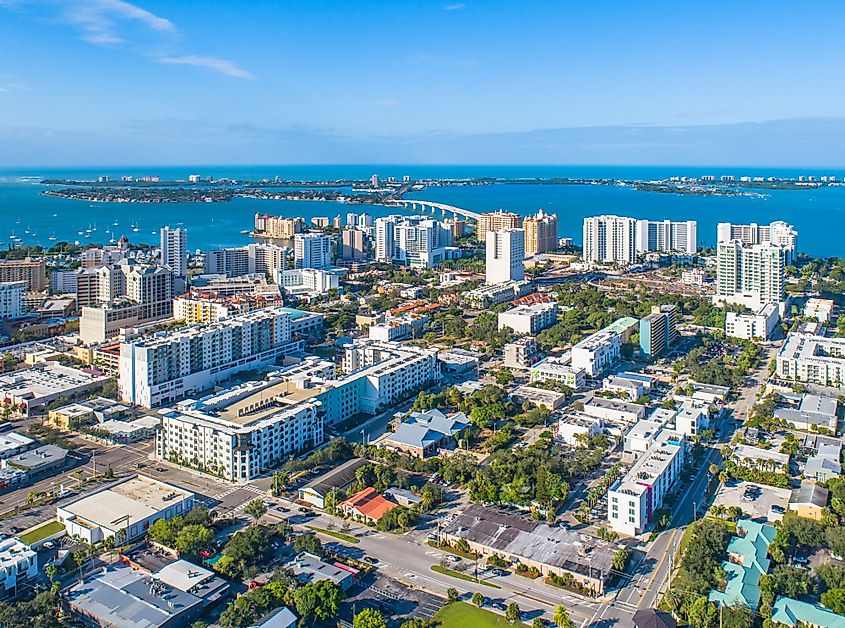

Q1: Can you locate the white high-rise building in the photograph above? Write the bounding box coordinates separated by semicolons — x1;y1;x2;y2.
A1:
205;243;287;279
0;282;24;319
635;220;697;255
583;216;637;265
715;240;786;309
486;228;525;284
159;226;187;277
374;215;451;268
294;233;333;270
717;221;797;265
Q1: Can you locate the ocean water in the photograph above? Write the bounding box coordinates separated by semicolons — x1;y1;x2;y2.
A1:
0;165;843;256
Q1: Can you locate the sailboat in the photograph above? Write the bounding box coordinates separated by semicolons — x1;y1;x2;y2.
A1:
48;232;57;241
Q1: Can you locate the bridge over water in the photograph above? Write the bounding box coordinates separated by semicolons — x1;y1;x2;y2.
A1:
388;199;482;221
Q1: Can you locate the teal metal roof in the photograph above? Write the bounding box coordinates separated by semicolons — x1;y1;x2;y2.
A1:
772;596;845;627
709;519;776;610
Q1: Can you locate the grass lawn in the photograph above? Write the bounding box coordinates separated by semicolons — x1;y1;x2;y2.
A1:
434;602;524;627
427;540;479;559
305;525;360;544
431;565;501;589
19;520;65;545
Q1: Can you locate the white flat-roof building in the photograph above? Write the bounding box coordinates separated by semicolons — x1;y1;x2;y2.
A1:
608;429;686;536
0;538;37;592
773;394;838;433
529;355;586;390
0;432;35;459
463;280;532;309
602;375;644;400
571;328;621;377
57;475;195;544
486;228;525;284
725;303;779;341
277;268;341;298
498;301;558;335
732;445;789;471
0;281;24;320
0;363;109;417
557;413;604;445
584;397;646;423
119;307;307;408
776;333;845;386
674;398;710;437
803;298;835;324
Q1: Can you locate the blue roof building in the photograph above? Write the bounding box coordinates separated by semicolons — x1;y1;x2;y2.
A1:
771;596;845;627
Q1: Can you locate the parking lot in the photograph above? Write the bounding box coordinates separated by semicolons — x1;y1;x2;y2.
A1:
713;480;792;523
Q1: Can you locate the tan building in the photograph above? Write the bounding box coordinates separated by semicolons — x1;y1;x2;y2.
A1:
0;259;47;291
476;210;522;241
341;229;367;259
788;481;828;521
523;209;558;256
255;214;304;239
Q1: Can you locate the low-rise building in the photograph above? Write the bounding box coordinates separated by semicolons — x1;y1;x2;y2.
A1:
709;519;775;610
608;429;686;536
584;397;646;423
298;458;369;509
56;475;195;544
804;441;842;481
0;363;109;417
2;444;68;479
529;356;586;390
602;375;644;400
732;444;789;472
287;552;355;590
463;280;532;308
511;386;567;411
338;487;399;524
47;396;127;430
788;480;829;521
497;301;558;335
674;398;710;437
277;268;342;298
380;409;468;458
504;337;542;370
557;413;604;446
0;538;37;593
438;348;482;374
772;596;845;627
0;432;35;460
725;303;779;341
803;298;835;324
438;504;615;594
773;394;838;432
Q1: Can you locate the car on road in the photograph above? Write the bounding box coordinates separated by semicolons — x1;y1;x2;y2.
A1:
491;569;508;577
491;601;507;611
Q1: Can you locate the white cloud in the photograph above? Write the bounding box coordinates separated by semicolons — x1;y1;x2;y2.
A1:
443;3;465;10
377;98;399;107
158;55;256;79
0;1;254;78
66;0;174;44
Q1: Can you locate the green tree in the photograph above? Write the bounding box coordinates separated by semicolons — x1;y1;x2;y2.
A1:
472;592;484;608
294;533;323;557
244;499;267;522
822;588;845;614
447;587;459;603
353;608;387;628
686;596;718;628
505;602;521;623
553;604;574;628
175;524;214;558
148;516;182;548
294;580;343;623
532;619;545;628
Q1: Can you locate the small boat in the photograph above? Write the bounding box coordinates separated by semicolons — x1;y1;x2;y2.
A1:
48;234;57;241
113;220;119;226
77;230;83;235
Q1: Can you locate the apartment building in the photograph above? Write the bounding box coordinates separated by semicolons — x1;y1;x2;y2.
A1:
463;280;532;308
530;356;587;390
639;305;678;360
277;268;340;297
571;327;622;377
717;221;798;265
715;240;786;309
254;214;304;239
776;333;845;386
635;219;697;255
0;282;24;320
504;337;542;369
523;209;558;256
497;301;558;335
341;229;368;260
294;233;333;270
0;259;46;291
608;429;686;535
476;210;522;241
173;291;284;324
118;307;307;408
582;215;637;265
374;215;452;268
204;243;287;279
160;226;188;277
804;298;835;324
486;228;525;284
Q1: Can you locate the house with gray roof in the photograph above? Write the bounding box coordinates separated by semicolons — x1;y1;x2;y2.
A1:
774;393;838;432
380;409;468;458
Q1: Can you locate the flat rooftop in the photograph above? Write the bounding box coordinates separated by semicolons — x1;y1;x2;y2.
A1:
60;475;194;531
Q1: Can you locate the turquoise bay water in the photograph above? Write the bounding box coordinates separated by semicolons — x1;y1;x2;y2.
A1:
0;165;843;256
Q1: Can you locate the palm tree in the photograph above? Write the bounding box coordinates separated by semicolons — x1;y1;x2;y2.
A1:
553;604;574;628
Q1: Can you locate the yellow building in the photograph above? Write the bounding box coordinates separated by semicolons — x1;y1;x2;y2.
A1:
523;209;558;256
476;210;522;241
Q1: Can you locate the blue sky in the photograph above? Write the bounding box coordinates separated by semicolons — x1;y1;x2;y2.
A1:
2;0;845;166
